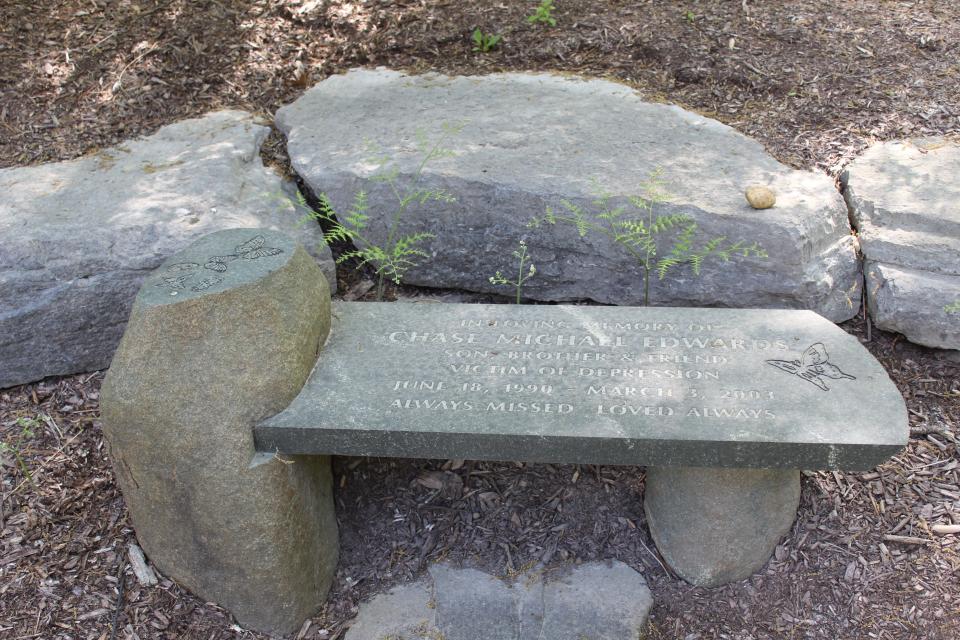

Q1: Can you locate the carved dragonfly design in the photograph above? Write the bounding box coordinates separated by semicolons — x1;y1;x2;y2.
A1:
765;343;855;391
154;235;283;292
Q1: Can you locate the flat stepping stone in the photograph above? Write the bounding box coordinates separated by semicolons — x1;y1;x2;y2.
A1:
0;111;335;389
843;138;960;350
344;562;653;640
257;301;907;470
276;69;860;321
342;582;438;640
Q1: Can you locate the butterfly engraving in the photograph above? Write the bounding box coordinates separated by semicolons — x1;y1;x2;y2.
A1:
765;343;855;391
155;274;191;290
154;262;200;289
204;235;282;272
191;275;223;292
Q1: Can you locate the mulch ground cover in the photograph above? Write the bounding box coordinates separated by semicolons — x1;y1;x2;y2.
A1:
2;316;959;640
2;0;958;173
2;1;960;639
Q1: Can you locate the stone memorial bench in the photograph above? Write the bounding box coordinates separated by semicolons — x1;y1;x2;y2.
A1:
102;229;908;636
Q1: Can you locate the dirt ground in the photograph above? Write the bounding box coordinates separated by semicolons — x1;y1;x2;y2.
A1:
2;1;959;639
2;0;958;173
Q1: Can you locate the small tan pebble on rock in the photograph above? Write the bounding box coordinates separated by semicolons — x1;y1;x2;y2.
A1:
745;185;776;209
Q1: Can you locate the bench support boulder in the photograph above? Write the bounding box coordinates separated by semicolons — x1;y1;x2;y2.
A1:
100;228;338;636
645;466;801;586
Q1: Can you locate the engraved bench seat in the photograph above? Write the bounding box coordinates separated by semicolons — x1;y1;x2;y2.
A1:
256;302;907;471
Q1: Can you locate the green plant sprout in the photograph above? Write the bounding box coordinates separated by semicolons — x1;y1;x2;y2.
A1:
527;0;557;27
472;28;502;53
297;123;462;301
946;300;960;314
1;416;38;486
490;240;537;304
529;169;767;306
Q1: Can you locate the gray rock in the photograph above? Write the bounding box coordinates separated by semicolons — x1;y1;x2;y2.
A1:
540;562;653;640
865;262;960;350
430;565;520;640
100;228;338;636
644;466;800;587
350;562;652;639
277;68;859;320
0;110;335;389
843;138;960;350
344;582;440;640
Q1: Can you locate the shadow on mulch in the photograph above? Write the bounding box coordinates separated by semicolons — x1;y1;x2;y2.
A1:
2;0;958;175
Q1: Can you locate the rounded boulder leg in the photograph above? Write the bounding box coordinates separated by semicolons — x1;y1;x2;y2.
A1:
101;229;338;636
644;466;800;587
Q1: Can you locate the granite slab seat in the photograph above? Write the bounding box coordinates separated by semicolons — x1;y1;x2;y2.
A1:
256;302;905;470
102;229;908;636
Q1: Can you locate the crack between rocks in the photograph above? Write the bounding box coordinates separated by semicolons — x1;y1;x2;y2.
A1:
534;579;547;640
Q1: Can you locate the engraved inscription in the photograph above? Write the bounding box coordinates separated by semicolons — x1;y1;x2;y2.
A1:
376;313;856;425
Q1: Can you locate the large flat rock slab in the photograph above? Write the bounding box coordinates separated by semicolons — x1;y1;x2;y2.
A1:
276;69;860;320
843;138;960;350
257;302;907;470
0;110;335;389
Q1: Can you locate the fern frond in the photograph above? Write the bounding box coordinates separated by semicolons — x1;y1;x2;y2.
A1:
558;199;583;216
323;225;355;244
344;190;370;230
742;242;768;258
597;205;627;221
612;219;649;237
409;187;456;205
558;200;592;237
626;195;652;212
650;213;692;234
589;177;614;210
666;223;698;259
393;249;430;263
656;256;682;279
690;253;704;275
642;167;670;203
393;232;436;255
336;249;370;265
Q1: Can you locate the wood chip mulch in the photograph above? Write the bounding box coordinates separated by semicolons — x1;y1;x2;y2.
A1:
2;308;958;640
2;0;958;175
